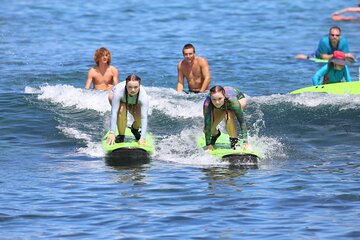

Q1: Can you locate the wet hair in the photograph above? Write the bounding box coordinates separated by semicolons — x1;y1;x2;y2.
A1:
210;85;225;96
209;85;230;119
125;74;141;111
93;47;112;66
182;43;195;54
125;74;141;84
329;26;341;34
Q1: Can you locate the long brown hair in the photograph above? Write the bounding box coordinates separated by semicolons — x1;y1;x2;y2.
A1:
125;74;141;84
210;85;225;97
209;85;229;120
125;74;142;113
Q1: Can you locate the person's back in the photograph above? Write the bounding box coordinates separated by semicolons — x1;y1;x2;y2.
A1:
312;51;352;86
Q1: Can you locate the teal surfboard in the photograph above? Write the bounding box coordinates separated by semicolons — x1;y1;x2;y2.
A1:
102;128;155;166
197;132;261;168
289;81;360;95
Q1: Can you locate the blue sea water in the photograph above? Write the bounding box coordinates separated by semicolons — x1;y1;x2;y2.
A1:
1;0;360;239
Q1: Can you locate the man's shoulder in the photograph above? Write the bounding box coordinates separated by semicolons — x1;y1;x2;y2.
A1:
196;56;208;62
339;36;349;44
109;65;118;70
319;35;329;44
317;36;331;52
178;60;187;70
88;66;97;75
109;65;119;74
196;56;209;66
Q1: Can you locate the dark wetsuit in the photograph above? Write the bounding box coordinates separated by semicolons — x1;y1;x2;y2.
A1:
203;87;247;146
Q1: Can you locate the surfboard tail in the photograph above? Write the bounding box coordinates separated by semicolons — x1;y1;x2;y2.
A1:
105;148;150;166
222;154;259;169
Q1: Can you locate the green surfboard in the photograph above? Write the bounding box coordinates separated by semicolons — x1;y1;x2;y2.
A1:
102;128;155;166
308;57;329;63
197;132;261;168
289;81;360;95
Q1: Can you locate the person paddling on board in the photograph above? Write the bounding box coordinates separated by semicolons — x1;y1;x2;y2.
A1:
312;50;352;86
295;26;356;61
106;74;149;146
85;47;119;104
177;43;211;93
203;85;249;152
332;4;360;21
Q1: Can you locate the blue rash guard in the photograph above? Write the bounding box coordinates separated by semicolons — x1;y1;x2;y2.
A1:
315;35;349;58
203;87;247;146
110;81;149;139
312;64;352;86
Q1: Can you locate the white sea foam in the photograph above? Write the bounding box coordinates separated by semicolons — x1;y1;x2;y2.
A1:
25;84;203;118
147;86;203;118
24;84;305;163
57;126;105;158
25;84;111;114
154;128;224;166
153;127;285;167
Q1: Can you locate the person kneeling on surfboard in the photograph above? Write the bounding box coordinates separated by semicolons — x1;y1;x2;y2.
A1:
312;50;352;86
203;86;249;151
106;74;149;145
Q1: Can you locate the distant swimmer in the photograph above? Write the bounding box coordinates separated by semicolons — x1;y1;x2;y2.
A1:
312;51;352;86
332;4;360;21
203;86;249;151
85;47;119;104
177;43;211;93
106;74;149;146
295;26;356;61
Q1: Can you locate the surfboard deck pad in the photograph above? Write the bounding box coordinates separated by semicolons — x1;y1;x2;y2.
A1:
290;81;360;95
308;57;328;63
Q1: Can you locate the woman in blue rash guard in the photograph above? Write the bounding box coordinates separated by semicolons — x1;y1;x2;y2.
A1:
312;50;352;86
106;74;149;145
203;85;249;151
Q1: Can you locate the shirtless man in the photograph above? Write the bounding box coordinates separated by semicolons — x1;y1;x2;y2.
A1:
177;43;211;93
85;47;119;103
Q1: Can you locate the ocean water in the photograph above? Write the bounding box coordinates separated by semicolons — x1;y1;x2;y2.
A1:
1;0;360;239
